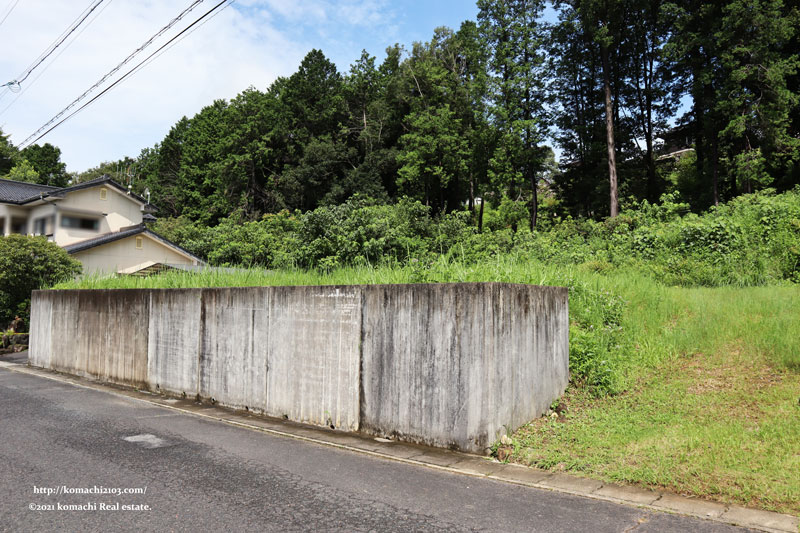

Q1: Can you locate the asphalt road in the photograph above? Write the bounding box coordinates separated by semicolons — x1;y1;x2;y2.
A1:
0;365;752;533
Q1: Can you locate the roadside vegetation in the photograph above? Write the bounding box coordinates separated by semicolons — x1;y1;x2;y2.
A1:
30;0;800;515
0;235;81;330
55;189;800;514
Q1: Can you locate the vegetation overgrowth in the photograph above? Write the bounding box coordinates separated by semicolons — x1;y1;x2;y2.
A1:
144;187;800;286
5;0;798;514
54;189;800;512
515;283;800;514
59;188;800;393
0;235;82;329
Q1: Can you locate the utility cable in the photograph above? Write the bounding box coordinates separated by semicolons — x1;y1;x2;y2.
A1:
0;0;113;119
0;0;21;30
19;0;229;148
128;0;232;80
13;0;105;87
17;0;209;148
1;0;103;104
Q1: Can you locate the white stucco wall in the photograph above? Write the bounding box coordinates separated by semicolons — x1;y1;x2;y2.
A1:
53;186;144;246
3;184;147;244
26;204;58;236
72;233;198;275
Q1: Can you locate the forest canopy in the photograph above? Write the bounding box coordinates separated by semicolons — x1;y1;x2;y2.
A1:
3;0;798;228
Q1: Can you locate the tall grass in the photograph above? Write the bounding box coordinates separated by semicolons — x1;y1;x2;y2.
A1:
55;253;800;377
53;250;800;512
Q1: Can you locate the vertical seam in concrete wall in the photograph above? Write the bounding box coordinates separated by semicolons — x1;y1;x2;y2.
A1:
268;287;274;411
358;287;366;433
196;289;205;401
142;290;150;388
147;291;152;389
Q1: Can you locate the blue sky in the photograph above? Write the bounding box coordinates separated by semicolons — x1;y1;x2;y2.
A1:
0;0;481;173
248;1;480;70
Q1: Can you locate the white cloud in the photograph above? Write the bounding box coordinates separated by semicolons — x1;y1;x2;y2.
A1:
0;0;401;173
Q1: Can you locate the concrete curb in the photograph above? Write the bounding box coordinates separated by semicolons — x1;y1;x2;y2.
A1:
2;360;798;533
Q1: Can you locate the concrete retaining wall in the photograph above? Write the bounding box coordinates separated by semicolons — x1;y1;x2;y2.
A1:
29;283;568;453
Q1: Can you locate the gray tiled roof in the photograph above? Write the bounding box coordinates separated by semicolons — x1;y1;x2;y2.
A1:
0;178;61;203
63;225;146;254
64;225;203;264
0;175;155;210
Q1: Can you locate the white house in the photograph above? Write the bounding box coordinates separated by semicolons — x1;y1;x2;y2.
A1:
0;176;202;275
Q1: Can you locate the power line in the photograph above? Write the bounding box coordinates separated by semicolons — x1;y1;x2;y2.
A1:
128;0;233;80
0;0;114;120
1;0;103;103
0;0;21;29
11;0;105;89
17;0;208;148
19;0;230;149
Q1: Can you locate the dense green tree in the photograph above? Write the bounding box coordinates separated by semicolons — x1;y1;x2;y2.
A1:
478;0;549;229
0;129;19;176
666;0;799;207
136;117;191;216
623;0;679;202
664;1;726;206
548;3;609;217
394;27;487;212
550;0;681;216
341;50;396;202
6;160;39;183
0;235;82;328
19;143;68;187
177;99;230;223
275;50;352;211
716;0;799;194
397;104;470;210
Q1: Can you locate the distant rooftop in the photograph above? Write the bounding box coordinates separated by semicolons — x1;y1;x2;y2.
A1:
0;178;61;204
0;175;154;209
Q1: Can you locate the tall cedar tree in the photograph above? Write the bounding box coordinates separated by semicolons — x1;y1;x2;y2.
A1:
666;0;799;206
478;0;549;230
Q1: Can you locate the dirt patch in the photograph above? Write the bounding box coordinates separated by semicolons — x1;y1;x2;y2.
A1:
678;351;784;395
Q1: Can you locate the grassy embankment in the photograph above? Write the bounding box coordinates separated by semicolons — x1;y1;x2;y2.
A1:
56;256;800;515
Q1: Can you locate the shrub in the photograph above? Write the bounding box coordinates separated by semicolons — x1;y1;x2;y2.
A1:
0;235;82;330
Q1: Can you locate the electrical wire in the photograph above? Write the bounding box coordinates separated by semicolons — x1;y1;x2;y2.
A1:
0;0;114;119
0;0;21;30
17;0;209;148
0;0;103;105
16;0;105;86
128;0;233;80
19;0;230;149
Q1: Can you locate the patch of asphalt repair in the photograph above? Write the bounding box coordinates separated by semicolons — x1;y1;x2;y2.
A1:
1;358;797;533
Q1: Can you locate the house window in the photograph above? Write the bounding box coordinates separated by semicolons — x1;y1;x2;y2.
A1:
100;188;107;200
33;217;47;235
135;237;143;249
10;218;26;234
60;215;99;231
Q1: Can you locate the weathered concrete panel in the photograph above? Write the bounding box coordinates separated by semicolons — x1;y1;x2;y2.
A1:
265;286;362;431
46;291;83;375
30;282;567;453
34;290;149;387
147;289;202;396
28;291;53;368
360;283;569;454
81;290;149;387
197;286;362;431
200;288;270;412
